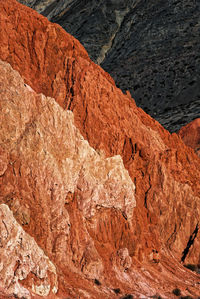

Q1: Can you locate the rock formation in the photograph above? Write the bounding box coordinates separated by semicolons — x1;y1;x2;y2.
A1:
0;0;200;298
178;118;200;157
17;0;200;132
0;59;137;298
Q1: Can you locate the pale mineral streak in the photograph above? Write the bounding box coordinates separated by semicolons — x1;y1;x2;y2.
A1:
0;204;58;299
0;59;135;296
0;59;135;221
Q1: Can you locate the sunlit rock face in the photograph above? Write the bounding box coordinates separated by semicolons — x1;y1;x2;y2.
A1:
0;59;135;226
0;59;137;298
17;0;200;132
178;118;200;157
0;1;200;298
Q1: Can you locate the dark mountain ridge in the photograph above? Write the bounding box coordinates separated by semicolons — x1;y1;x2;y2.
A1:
18;0;200;131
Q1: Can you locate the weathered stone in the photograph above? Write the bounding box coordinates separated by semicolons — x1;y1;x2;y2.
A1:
114;248;132;271
178;118;200;156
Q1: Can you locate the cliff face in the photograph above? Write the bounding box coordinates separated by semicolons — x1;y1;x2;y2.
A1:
17;0;200;132
0;59;137;298
0;1;200;298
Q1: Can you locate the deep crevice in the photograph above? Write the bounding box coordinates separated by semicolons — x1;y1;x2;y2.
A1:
144;176;151;209
181;223;199;263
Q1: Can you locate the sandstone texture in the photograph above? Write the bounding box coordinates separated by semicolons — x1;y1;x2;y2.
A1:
178;118;200;157
17;0;200;132
1;1;200;298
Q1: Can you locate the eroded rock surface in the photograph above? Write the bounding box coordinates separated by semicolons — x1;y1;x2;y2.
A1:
0;65;199;299
0;59;137;298
0;204;58;299
17;0;200;132
178;118;200;157
1;1;200;298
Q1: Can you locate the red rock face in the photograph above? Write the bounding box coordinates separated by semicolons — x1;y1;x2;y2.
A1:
0;60;137;298
178;118;200;157
1;59;200;299
0;0;200;298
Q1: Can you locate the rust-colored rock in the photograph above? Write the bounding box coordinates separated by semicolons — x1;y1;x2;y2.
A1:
0;0;200;298
1;58;200;299
0;62;199;298
0;59;137;298
178;118;200;156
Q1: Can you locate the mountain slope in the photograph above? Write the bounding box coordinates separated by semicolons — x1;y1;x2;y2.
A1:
18;0;200;131
0;59;137;298
0;0;200;297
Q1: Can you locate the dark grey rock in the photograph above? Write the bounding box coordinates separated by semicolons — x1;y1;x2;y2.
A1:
17;0;200;132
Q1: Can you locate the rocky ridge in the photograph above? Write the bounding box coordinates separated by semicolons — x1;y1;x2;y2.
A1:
1;45;200;299
0;59;137;298
17;0;200;132
0;0;200;298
